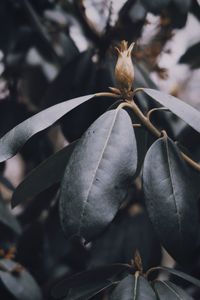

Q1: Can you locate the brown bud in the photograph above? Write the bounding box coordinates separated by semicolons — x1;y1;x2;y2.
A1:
115;40;135;95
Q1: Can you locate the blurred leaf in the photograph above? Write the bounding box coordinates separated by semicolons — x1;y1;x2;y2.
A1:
142;88;200;134
191;0;200;20
52;264;130;299
88;211;161;272
0;176;14;191
16;221;49;283
179;42;200;69
141;0;170;14
44;204;88;271
173;0;191;14
178;125;200;161
0;195;21;235
44;50;116;141
0;94;94;162
154;267;200;288
59;109;137;241
12;141;77;208
143;136;200;263
153;280;193;299
0;259;42;300
22;0;61;64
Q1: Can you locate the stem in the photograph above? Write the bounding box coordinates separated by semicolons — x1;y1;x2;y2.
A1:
146;267;161;279
95;91;200;172
180;152;200;172
133;124;142;128
122;100;200;172
95;92;120;98
147;107;169;121
130;101;161;137
134;87;144;94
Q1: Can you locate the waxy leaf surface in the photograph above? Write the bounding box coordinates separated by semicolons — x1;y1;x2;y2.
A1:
110;274;157;300
143;88;200;134
154;281;193;299
143;136;199;262
60;109;137;241
0;94;94;162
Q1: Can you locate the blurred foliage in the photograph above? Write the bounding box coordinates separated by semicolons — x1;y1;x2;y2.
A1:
0;0;200;299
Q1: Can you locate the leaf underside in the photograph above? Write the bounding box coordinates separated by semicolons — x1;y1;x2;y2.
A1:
143;88;200;134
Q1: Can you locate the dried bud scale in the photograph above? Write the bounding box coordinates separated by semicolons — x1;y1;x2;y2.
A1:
115;40;135;98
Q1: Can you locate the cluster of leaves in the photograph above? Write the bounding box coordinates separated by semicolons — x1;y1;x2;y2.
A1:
0;0;200;299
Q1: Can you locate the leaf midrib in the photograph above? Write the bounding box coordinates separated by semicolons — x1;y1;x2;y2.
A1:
161;281;183;300
165;138;182;237
78;109;121;235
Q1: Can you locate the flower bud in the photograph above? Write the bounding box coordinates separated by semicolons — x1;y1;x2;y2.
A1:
115;40;135;95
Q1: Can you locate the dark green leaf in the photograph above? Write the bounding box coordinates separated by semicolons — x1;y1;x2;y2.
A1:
143;136;199;262
153;280;193;299
153;266;200;289
22;0;61;65
63;281;113;300
44;50;116;141
141;0;170;14
0;94;94;163
142;88;200;134
0;259;42;300
11;141;77;208
179;42;200;69
110;274;157;299
59;109;137;241
134;127;149;177
88;211;161;272
0;196;21;235
52;264;130;299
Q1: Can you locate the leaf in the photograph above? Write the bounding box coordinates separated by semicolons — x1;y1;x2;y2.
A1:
110;274;157;300
22;0;61;64
152;267;200;289
0;196;21;235
59;109;137;241
142;88;200;134
143;136;200;263
179;42;200;69
141;0;170;14
63;281;113;300
11;141;77;208
0;94;94;163
0;259;42;300
44;50;116;141
88;211;161;272
153;280;194;299
52;264;130;299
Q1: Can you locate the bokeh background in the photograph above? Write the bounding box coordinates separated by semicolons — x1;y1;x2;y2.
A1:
0;1;200;299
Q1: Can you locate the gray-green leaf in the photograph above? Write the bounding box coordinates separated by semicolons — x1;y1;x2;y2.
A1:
143;136;200;263
0;259;42;300
59;109;137;241
110;274;157;300
142;88;200;133
0;94;94;162
11;141;77;208
153;280;193;299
